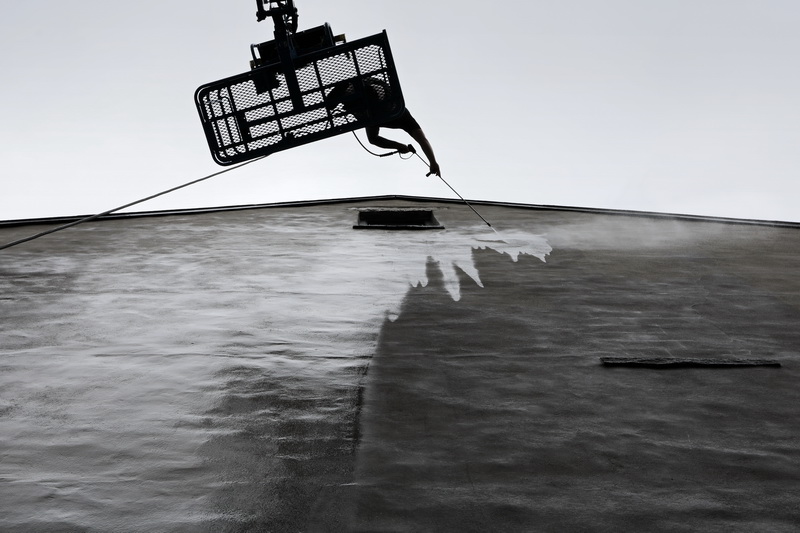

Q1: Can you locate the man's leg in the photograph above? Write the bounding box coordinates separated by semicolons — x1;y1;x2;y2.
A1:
366;126;412;153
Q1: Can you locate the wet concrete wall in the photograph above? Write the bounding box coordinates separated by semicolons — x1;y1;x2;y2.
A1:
1;199;799;531
353;216;800;532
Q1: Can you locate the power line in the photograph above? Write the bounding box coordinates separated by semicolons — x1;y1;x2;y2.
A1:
0;156;267;251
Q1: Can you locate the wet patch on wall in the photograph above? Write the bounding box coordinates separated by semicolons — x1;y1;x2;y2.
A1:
350;245;800;531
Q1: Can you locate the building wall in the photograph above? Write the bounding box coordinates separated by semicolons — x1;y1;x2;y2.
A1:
1;199;798;531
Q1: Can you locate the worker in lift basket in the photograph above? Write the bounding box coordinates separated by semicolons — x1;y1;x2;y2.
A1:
325;77;441;177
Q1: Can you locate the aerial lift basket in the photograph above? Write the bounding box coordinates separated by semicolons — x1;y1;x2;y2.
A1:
195;16;405;166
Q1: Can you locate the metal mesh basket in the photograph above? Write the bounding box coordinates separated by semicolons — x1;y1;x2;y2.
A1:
195;31;405;166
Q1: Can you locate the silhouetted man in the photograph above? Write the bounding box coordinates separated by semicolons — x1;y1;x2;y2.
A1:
326;77;441;177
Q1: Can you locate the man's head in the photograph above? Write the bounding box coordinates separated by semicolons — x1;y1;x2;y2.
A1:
324;80;356;110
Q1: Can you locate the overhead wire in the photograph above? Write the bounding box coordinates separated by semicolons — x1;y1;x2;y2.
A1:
0;155;267;251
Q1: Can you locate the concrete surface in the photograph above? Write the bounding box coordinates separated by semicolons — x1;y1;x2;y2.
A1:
1;197;799;531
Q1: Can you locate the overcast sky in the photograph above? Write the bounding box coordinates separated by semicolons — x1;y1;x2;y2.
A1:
2;1;799;222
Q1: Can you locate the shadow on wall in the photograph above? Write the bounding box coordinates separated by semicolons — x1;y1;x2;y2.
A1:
351;245;800;531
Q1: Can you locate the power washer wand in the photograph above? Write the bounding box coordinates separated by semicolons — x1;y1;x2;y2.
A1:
351;131;496;229
411;150;494;229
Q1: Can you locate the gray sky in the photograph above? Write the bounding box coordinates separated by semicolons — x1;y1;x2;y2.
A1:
2;0;799;222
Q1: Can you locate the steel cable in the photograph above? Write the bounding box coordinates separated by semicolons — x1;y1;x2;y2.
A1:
0;156;267;251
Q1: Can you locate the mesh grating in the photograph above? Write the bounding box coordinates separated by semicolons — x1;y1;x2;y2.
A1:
195;31;405;166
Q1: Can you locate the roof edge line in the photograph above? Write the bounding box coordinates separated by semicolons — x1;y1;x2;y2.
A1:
1;195;798;229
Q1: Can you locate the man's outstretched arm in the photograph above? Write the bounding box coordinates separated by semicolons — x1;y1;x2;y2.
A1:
408;128;440;177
